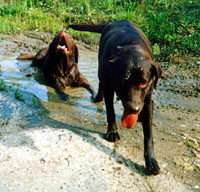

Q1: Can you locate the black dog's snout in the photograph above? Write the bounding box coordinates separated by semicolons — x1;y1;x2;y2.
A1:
130;105;140;114
123;101;141;114
132;105;140;113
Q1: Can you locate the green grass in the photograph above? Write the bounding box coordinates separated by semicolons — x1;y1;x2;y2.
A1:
14;87;25;101
0;79;7;91
0;0;199;60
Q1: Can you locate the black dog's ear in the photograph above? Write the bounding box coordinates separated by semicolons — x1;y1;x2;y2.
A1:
108;57;117;63
151;61;162;88
74;44;79;63
108;46;131;63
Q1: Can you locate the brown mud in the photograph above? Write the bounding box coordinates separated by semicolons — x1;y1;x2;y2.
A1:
0;32;199;192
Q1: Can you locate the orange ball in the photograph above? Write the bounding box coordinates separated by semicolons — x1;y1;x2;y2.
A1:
121;110;138;129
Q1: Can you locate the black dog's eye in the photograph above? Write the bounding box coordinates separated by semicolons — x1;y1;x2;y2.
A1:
139;82;148;89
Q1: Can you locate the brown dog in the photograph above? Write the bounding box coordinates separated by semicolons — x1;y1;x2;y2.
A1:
17;30;96;101
69;20;162;175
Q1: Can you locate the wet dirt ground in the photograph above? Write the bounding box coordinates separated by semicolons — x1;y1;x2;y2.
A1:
0;32;199;192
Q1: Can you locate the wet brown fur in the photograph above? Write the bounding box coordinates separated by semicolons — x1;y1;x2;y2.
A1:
17;30;96;101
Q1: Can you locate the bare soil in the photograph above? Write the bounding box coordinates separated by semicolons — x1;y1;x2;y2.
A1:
0;32;199;192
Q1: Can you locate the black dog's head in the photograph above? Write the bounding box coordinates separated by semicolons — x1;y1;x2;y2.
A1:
108;45;162;115
49;29;79;63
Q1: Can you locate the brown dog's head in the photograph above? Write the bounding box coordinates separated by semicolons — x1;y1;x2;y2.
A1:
49;29;79;63
108;46;162;127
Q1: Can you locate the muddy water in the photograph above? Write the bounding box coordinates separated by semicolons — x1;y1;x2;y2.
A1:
0;50;125;125
0;51;199;125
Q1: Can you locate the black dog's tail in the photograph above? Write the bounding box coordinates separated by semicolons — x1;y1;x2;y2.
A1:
68;24;106;33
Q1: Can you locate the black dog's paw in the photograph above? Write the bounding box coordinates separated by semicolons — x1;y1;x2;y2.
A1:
105;131;120;142
93;94;103;103
146;157;160;175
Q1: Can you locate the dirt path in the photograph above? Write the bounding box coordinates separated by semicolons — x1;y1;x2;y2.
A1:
0;32;199;192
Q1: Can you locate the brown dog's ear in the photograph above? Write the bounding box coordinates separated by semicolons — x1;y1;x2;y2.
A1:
151;61;162;88
75;45;79;63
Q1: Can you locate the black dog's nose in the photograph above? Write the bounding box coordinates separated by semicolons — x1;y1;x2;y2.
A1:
133;105;140;113
129;105;140;114
123;101;140;114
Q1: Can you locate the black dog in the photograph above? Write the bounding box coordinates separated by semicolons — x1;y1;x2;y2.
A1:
69;20;162;175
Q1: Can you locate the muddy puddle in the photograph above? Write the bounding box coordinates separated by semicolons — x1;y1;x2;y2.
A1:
0;50;126;125
0;45;200;191
0;51;199;122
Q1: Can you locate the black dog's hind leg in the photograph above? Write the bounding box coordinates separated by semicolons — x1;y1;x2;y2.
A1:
140;97;160;175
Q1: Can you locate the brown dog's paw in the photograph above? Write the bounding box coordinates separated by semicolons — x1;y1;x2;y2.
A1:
105;131;120;142
90;93;97;103
56;89;69;101
146;157;160;175
60;94;69;101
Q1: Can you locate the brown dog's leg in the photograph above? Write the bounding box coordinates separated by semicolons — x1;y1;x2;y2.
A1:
82;83;96;100
32;47;49;67
93;82;104;103
71;73;96;100
104;89;120;142
56;89;69;101
140;98;160;175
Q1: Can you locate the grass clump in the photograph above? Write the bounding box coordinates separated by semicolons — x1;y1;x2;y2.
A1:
0;0;199;60
14;88;25;102
0;79;7;91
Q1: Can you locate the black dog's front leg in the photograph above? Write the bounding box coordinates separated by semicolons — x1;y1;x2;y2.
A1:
104;90;120;142
140;98;160;175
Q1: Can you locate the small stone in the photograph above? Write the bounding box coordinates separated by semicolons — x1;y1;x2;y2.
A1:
84;119;91;124
171;132;177;135
174;157;184;167
194;185;199;189
194;163;200;170
84;118;89;122
181;136;187;140
40;158;45;164
183;163;193;171
180;124;186;127
192;149;200;159
113;167;121;171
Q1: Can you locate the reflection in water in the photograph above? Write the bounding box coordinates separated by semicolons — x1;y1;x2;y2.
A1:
0;51;124;124
0;57;49;101
1;51;198;126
